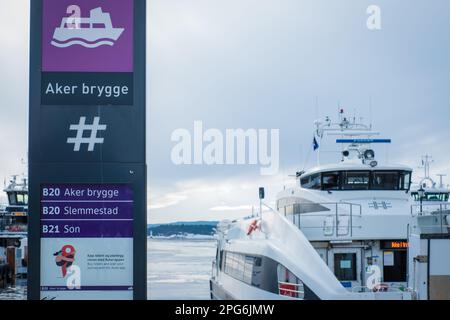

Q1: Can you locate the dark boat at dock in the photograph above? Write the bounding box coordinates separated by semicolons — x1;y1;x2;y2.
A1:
0;175;28;288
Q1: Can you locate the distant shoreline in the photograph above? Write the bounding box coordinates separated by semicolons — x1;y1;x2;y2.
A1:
148;236;216;241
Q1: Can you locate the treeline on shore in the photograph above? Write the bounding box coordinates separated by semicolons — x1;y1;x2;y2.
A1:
148;222;218;236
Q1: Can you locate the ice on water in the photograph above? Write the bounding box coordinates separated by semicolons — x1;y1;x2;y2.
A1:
0;239;216;300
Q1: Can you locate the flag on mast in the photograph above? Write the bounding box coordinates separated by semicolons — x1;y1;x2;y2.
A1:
313;136;319;151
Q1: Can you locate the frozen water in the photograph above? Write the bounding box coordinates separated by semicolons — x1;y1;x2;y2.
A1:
0;239;216;300
148;239;216;300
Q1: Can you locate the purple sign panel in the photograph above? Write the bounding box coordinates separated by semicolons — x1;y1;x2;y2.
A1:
41;184;133;201
41;202;133;220
40;183;133;238
41;220;133;238
42;0;134;72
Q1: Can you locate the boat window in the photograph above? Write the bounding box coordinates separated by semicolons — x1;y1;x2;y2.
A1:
92;23;106;29
301;173;321;190
243;256;255;284
322;172;340;190
342;171;370;190
293;203;330;215
428;194;440;201
434;193;448;201
414;192;450;202
286;210;294;224
7;192;28;206
8;193;16;205
372;171;400;190
300;176;309;186
334;253;357;281
285;205;294;216
219;250;224;271
16;193;28;205
194;250;322;299
223;251;264;288
234;253;243;280
301;170;412;191
401;171;411;190
277;264;304;299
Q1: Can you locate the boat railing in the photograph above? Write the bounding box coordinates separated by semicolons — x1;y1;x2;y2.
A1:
350;283;407;292
410;202;450;215
0;212;28;233
285;202;362;237
278;281;304;299
350;284;415;298
0;224;28;233
211;260;219;279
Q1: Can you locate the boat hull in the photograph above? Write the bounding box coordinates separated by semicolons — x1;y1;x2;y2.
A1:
210;279;236;300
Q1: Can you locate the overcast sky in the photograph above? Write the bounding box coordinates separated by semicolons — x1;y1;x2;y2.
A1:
1;0;450;223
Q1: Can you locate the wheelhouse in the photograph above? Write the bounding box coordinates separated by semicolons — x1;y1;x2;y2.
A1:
300;170;412;191
1;177;28;233
7;191;28;206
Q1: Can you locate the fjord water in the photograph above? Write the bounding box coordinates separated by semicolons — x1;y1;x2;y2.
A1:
148;239;216;300
0;239;216;300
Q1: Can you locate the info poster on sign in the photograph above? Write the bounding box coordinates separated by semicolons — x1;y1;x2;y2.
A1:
40;184;133;300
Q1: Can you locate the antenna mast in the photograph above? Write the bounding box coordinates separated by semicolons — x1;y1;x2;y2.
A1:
420;155;433;179
436;174;447;188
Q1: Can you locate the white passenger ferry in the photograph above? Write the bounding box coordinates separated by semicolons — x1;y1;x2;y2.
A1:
210;111;450;300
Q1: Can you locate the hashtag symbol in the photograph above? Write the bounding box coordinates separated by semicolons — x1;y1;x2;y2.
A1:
67;116;107;152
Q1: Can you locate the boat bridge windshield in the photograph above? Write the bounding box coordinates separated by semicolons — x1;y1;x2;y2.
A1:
7;191;28;206
300;170;412;191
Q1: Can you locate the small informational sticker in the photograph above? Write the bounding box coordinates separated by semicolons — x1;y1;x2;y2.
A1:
39;184;134;300
383;251;394;266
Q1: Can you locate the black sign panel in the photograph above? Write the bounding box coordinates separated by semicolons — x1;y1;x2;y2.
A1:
41;72;133;105
28;0;146;300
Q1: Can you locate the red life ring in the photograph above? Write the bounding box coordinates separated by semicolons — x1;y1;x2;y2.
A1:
247;220;259;235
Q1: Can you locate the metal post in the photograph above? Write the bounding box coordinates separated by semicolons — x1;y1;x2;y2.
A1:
335;203;339;237
258;187;264;233
298;204;301;228
350;204;353;237
259;198;262;232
